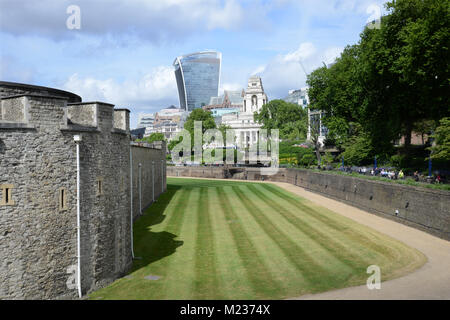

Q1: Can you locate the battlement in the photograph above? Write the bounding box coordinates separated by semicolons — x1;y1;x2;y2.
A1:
1;95;130;134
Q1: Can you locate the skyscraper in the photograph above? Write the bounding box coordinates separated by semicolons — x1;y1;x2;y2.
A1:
173;51;221;111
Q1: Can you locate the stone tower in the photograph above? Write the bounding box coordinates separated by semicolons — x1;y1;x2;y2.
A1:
242;76;268;114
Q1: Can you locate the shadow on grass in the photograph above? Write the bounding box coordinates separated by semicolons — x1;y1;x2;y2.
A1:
131;184;184;272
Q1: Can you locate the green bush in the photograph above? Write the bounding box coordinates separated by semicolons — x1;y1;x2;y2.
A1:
299;153;317;167
295;147;315;167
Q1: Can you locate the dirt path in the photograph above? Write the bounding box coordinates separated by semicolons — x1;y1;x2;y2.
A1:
168;176;450;299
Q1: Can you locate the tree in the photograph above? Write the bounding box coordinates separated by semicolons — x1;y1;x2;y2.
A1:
183;108;216;147
307;45;364;151
307;0;450;158
357;0;450;150
414;119;436;145
137;132;165;144
218;124;231;140
254;99;307;140
429;117;450;161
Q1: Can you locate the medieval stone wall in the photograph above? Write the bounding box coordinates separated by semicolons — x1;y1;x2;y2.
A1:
0;84;166;299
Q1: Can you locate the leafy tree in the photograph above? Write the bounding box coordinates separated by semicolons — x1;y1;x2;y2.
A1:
357;0;450;150
218;124;231;141
183;108;216;147
254;99;307;140
307;45;365;153
321;151;334;166
137;132;165;144
297;153;316;167
413;119;436;145
429;117;450;161
168;136;182;151
307;0;450;160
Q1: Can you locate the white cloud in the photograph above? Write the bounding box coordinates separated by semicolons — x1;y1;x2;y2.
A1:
251;65;266;76
63;66;178;108
0;0;269;43
256;42;343;99
283;42;316;63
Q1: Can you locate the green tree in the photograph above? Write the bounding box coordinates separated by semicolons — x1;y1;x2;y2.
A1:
137;132;165;144
307;45;364;151
254;99;307;140
429;117;450;161
357;0;450;150
183;108;217;147
307;0;450;159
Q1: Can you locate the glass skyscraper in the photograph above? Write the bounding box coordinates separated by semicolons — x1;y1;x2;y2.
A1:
173;51;221;111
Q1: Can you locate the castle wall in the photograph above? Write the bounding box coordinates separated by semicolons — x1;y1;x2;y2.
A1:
0;90;166;299
131;142;166;221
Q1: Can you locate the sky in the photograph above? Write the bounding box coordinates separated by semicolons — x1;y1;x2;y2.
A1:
0;0;389;128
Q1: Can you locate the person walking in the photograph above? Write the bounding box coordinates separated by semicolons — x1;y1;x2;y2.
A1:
414;171;420;182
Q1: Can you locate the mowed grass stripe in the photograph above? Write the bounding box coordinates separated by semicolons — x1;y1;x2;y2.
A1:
238;185;356;283
220;186;311;297
131;186;190;276
252;184;384;265
90;186;190;299
208;187;257;299
231;186;338;292
216;187;284;299
247;184;371;274
193;187;220;299
261;183;399;260
158;187;199;299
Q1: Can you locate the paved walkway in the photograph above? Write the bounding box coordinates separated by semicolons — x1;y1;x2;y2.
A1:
168;176;450;299
272;182;450;300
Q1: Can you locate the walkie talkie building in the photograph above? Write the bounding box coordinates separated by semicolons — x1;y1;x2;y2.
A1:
173;51;221;112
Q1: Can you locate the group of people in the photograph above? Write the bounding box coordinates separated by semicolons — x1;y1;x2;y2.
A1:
370;167;403;180
339;165;446;184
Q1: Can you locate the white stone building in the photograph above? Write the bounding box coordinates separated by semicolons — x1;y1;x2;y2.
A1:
221;76;268;148
142;106;189;141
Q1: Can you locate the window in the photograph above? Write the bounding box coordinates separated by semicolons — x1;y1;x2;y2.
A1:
59;188;68;211
0;184;15;206
97;178;104;196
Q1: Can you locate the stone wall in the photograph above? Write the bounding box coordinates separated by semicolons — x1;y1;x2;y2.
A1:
284;168;450;241
131;142;166;221
0;88;166;299
167;166;450;241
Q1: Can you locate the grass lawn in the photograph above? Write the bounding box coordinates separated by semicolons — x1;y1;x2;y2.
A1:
89;177;426;300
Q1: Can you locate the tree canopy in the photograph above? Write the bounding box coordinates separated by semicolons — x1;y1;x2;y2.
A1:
183;108;217;147
137;132;165;144
307;0;450;160
253;99;308;141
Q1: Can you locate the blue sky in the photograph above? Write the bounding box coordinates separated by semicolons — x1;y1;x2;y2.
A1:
0;0;388;128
